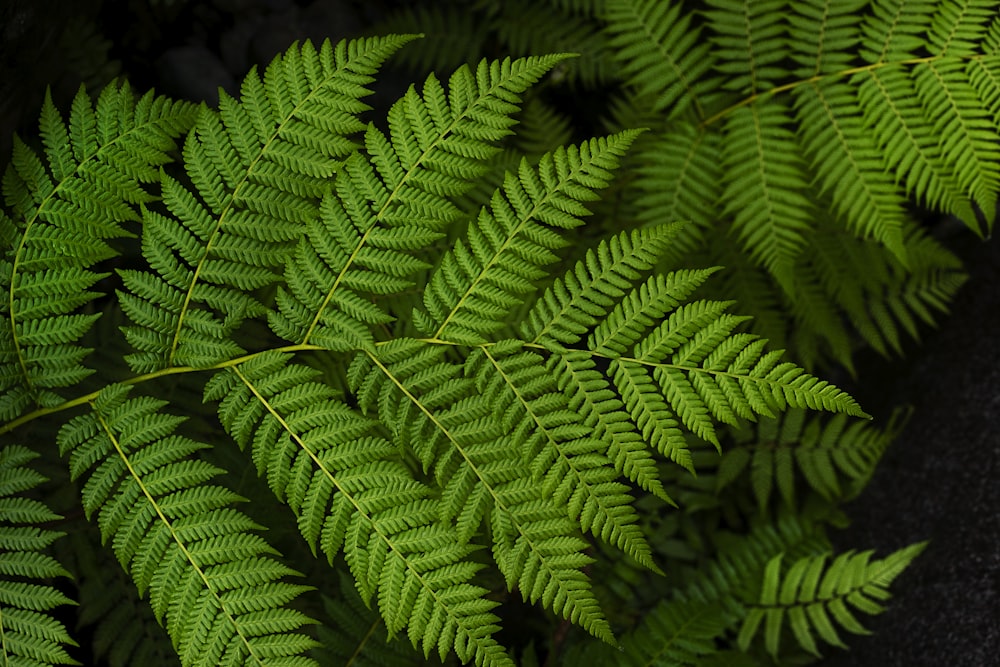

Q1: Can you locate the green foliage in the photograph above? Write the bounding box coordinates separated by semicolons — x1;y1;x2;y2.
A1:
0;7;958;665
0;445;78;666
376;0;991;371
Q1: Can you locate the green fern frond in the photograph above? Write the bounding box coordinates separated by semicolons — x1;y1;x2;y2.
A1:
420;131;642;345
736;543;927;658
119;36;415;372
349;339;616;644
860;0;937;61
520;225;677;347
721;101;813;288
372;5;490;74
470;343;657;572
703;0;788;96
787;0;867;77
206;350;513;667
717;408;903;511
0;444;79;667
631;123;722;261
270;54;571;351
604;0;718;118
584;599;725;667
57;384;318;667
311;573;423;667
494;0;618;88
0;83;196;421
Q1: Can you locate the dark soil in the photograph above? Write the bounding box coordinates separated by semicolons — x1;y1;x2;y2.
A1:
821;235;1000;667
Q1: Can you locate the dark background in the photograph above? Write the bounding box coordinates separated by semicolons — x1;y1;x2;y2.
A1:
1;0;997;664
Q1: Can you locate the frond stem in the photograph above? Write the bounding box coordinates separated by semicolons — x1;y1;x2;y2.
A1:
700;53;981;129
0;343;323;435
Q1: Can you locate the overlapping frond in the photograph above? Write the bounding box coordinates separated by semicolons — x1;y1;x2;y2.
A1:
0;83;196;420
418;131;641;345
270;54;570;351
604;0;718;118
717;409;903;511
737;544;927;658
0;445;78;666
206;351;512;667
56;384;317;667
311;574;423;667
118;36;414;373
584;599;725;667
347;339;615;644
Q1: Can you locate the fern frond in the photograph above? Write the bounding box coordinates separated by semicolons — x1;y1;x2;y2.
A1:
271;54;571;351
787;0;866;77
57;384;318;667
585;599;725;667
912;58;1000;221
471;343;657;571
206;351;513;667
703;0;788;96
420;131;642;345
1;83;196;420
0;444;78;667
604;0;717;118
793;80;908;259
67;530;179;667
717;409;902;511
311;573;423;667
721;100;813;289
632;122;722;261
925;0;996;55
495;0;618;88
860;0;937;62
349;339;615;644
520;225;676;346
372;5;490;74
855;65;981;225
736;543;927;658
119;36;415;372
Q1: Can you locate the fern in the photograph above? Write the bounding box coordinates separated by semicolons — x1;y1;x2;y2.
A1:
0;445;78;667
0;24;932;667
736;543;927;658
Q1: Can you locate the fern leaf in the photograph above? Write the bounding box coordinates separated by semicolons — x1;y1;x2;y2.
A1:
1;84;196;420
271;54;571;350
703;0;788;95
926;0;996;55
57;385;318;667
311;573;423;667
546;350;671;502
855;65;981;225
861;0;937;62
0;445;79;667
520;225;676;346
420;131;642;345
495;0;617;88
604;0;717;118
632;122;722;261
64;529;178;667
586;599;725;667
349;340;615;644
793;81;908;259
718;409;901;510
737;544;927;658
119;36;414;372
206;351;513;667
721;100;814;289
471;343;657;572
787;0;867;77
912;59;1000;222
